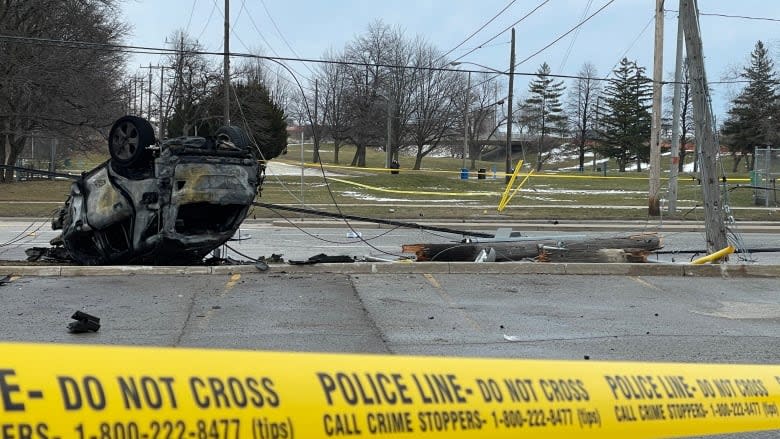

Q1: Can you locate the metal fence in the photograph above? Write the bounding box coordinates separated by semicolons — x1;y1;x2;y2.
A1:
752;147;780;206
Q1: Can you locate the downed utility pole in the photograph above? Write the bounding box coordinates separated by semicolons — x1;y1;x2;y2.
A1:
404;233;662;263
680;0;728;254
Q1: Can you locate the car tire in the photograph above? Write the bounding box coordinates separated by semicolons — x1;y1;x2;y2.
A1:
215;125;251;150
108;116;155;168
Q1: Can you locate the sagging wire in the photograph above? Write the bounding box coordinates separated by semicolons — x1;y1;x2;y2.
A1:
229;76;408;258
224;243;260;262
260;58;410;259
0;211;57;257
264;205;404;245
230;84;304;205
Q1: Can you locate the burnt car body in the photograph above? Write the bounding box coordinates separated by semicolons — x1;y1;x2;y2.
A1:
51;116;262;265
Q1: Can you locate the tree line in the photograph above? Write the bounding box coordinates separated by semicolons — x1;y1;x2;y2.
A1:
2;8;777;184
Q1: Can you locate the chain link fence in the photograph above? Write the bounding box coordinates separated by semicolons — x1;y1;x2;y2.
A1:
752;147;780;206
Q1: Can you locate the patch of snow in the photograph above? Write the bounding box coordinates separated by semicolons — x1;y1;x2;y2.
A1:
341;191;471;203
557;158;609;170
522;196;572;202
525;188;646;195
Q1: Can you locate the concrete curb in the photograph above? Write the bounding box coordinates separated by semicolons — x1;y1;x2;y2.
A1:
3;263;779;277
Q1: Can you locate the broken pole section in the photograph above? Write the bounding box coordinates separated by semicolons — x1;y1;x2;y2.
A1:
680;0;728;254
404;233;662;263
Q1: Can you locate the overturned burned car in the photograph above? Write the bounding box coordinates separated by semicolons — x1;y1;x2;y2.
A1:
51;116;262;265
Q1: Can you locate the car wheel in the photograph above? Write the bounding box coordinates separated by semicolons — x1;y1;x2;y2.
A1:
109;116;155;168
215;125;251;150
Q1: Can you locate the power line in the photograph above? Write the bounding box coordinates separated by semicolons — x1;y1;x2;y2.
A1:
461;0;616;95
257;0;316;75
195;0;218;42
516;0;616;66
665;10;780;23
183;0;199;35
0;33;750;86
558;0;594;72
437;0;517;62
221;0;313;89
451;0;551;64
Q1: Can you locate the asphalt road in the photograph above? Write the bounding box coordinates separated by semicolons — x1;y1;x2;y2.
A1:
1;218;780;264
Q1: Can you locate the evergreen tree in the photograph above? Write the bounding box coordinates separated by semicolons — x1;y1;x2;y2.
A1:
199;77;288;161
599;58;652;172
518;62;566;171
721;40;779;171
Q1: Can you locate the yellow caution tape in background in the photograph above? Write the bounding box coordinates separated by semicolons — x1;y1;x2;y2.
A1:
1;343;778;438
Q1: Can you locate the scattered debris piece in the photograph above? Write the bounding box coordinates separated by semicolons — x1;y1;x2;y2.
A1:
503;334;524;342
25;247;72;263
68;311;100;334
346;231;363;238
255;260;269;271
584;355;590;360
289;254;356;265
0;274;11;285
474;248;496;262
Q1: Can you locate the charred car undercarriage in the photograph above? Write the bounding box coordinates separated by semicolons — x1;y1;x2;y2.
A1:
51;116;262;265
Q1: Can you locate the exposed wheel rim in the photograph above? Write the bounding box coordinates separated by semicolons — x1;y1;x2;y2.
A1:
112;121;139;161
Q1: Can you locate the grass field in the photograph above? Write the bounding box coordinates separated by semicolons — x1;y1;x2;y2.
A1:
1;141;775;222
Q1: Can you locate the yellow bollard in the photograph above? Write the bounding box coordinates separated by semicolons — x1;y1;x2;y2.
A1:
691;245;735;264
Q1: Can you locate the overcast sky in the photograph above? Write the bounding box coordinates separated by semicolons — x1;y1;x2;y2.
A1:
120;0;780;120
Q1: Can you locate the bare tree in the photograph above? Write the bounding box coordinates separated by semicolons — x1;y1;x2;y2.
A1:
164;31;221;137
465;75;505;170
567;62;601;171
341;21;397;167
1;0;127;182
407;42;460;169
316;51;351;164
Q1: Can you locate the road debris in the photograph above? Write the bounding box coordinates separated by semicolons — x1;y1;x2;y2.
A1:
68;311;101;334
289;254;356;265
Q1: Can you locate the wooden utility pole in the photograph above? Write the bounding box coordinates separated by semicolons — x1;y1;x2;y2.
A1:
463;71;471;171
648;0;664;216
680;0;728;254
141;64;171;140
505;28;516;183
223;0;230;126
313;79;320;163
668;0;685;214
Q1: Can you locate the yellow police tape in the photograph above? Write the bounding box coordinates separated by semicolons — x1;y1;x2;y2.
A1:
327;177;497;197
284;160;751;182
1;343;778;439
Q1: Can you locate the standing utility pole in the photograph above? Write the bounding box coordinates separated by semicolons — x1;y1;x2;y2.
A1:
648;0;664;216
147;64;153;120
139;77;144;117
463;71;471;171
141;64;171;140
223;0;231;126
385;99;393;169
505;28;516;183
668;0;685;214
680;0;728;254
313;79;320;163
